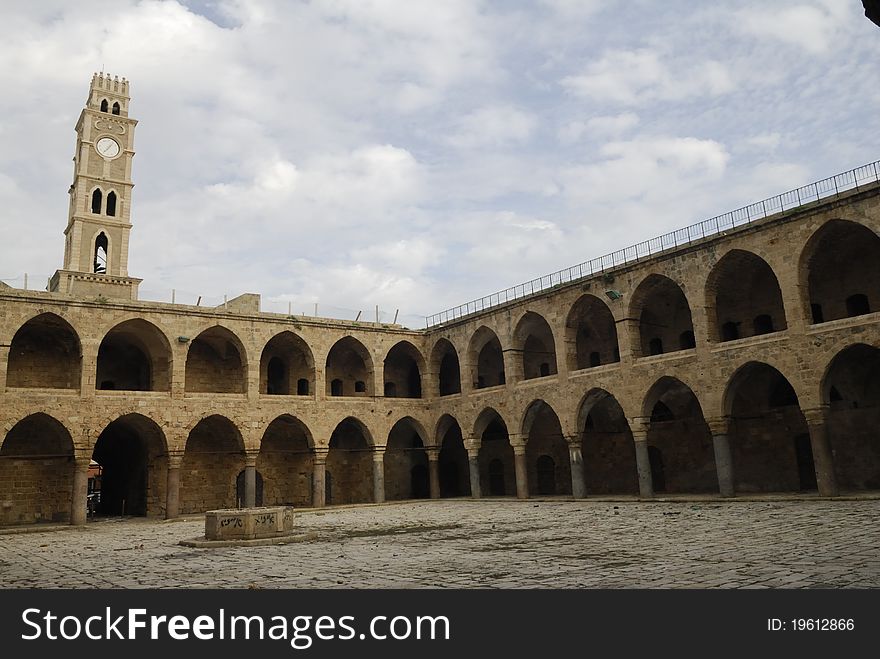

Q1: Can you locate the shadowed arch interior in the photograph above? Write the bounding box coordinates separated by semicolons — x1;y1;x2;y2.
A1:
180;415;244;513
185;326;247;393
258;415;314;506
436;415;470;497
384;418;429;500
565;294;620;370
260;331;315;395
630;275;695;357
327;418;373;504
469;327;505;389
725;363;812;493
1;414;74;525
523;401;570;495
325;337;373;397
431;339;462;396
384;341;424;398
708;250;787;342
579;390;638;494
802;220;880;324
96;319;172;391
7;313;81;389
475;409;513;496
514;312;558;380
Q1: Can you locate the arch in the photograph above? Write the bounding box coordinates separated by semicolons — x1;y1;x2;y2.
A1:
106;190;117;217
1;413;74;525
260;331;315;396
384;417;430;501
513;312;558;380
184;325;247;393
430;338;461;396
522;400;571;495
565;294;620;370
96;319;172;391
93;231;108;273
7;313;81;389
325;336;373;397
468;326;505;389
91;188;103;214
384;341;425;398
724;362;812;493
258;414;315;507
706;249;787;342
577;389;638;494
801;219;880;324
629;274;695;357
181;415;245;513
642;377;715;493
436;415;470;497
93;413;168;517
821;344;880;490
100;99;109;112
474;408;514;496
111;101;120;115
327;417;374;504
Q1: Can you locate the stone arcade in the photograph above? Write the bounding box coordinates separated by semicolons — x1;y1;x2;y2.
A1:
1;75;879;527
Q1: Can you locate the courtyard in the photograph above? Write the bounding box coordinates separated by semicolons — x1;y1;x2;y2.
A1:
1;498;878;589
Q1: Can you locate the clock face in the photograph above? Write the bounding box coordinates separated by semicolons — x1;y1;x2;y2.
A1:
95;137;120;159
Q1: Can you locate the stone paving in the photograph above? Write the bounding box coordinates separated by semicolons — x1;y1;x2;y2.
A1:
0;499;878;588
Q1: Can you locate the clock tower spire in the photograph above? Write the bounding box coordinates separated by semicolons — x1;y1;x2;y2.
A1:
50;72;142;300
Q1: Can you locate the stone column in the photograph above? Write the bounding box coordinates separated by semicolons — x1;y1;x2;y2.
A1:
513;444;529;499
804;407;838;497
165;453;183;519
70;457;91;526
631;423;653;498
427;448;441;499
568;440;586;499
312;449;327;508
467;448;481;498
372;448;385;504
244;453;258;508
707;417;735;498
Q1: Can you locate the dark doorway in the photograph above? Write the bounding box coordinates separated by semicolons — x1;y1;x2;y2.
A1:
794;435;817;491
536;455;556;495
648;446;666;493
235;470;264;507
410;465;430;499
439;461;460;497
488;459;505;495
325;471;333;505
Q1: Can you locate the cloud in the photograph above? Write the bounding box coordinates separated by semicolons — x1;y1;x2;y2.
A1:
447;105;537;149
735;1;853;55
558;113;640;143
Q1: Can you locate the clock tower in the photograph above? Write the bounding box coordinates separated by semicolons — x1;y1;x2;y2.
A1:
50;72;142;300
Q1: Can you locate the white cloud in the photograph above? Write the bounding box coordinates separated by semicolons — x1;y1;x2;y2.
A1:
448;105;537;149
735;1;853;55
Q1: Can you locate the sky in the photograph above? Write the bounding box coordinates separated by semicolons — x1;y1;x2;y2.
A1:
1;1;878;327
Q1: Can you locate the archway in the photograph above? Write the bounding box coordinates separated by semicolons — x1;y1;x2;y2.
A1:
523;401;571;495
180;415;245;512
384;341;424;398
384;418;429;500
327;418;373;504
96;319;172;391
469;327;506;389
707;250;787;342
578;390;638;494
236;470;264;506
436;415;470;497
7;313;81;389
1;414;74;524
260;331;315;395
565;294;620;370
822;345;880;490
258;415;314;506
93;413;167;516
630;275;695;357
802;220;880;324
514;312;558;380
431;339;461;396
725;363;812;492
475;409;514;496
325;337;373;397
643;377;715;493
185;326;247;393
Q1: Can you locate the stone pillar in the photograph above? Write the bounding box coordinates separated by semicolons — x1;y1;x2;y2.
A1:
568;440;586;499
804;407;838;497
467;448;481;498
513;444;529;499
165;453;183;519
427;448;441;499
244;453;258;508
312;449;328;508
70;457;91;526
707;417;735;498
372;448;385;504
631;424;653;498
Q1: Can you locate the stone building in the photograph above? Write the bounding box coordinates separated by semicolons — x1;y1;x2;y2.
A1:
1;75;879;527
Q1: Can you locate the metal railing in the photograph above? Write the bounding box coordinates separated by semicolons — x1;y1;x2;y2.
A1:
425;159;880;328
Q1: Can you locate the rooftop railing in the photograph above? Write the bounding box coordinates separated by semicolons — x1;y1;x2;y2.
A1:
425;159;880;328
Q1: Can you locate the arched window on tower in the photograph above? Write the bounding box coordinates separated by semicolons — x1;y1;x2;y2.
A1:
100;99;109;112
94;232;108;274
106;191;117;217
91;189;102;214
112;101;121;115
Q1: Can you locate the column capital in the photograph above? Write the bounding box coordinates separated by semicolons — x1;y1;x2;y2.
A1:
244;451;259;468
802;406;829;425
511;442;526;456
564;434;581;447
74;455;92;469
166;451;184;469
467;447;480;460
312;447;329;464
706;416;730;436
629;416;650;437
426;447;440;461
372;445;386;461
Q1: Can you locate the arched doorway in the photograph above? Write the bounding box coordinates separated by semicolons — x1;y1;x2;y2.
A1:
180;415;245;512
260;331;315;395
258;415;314;506
327;418;373;504
565;295;620;370
476;409;514;496
630;275;696;357
469;327;505;389
185;326;247;393
514;312;558;380
96;319;172;391
578;390;638;494
383;342;425;398
7;314;81;389
384;418;429;500
436;415;470;497
523;400;571;495
325;337;373;397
